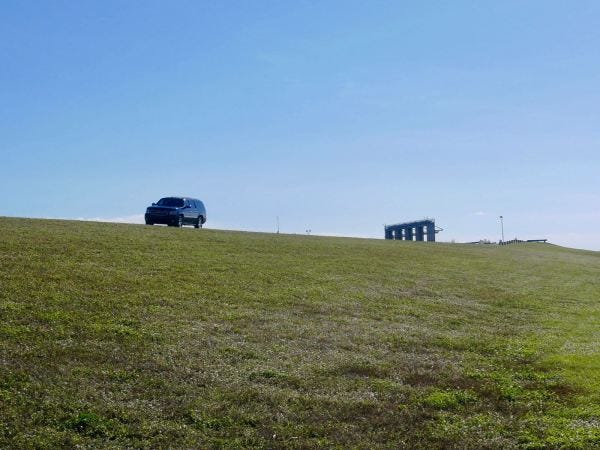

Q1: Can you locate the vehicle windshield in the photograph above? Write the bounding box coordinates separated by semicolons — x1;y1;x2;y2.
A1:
156;197;184;207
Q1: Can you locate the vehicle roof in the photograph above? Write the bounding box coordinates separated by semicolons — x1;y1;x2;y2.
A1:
159;196;202;201
157;196;204;205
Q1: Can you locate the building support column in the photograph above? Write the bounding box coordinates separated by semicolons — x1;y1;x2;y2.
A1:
427;224;436;242
385;227;393;240
415;225;424;241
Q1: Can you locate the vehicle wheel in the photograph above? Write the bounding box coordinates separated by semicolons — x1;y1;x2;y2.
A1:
145;221;153;226
194;216;202;229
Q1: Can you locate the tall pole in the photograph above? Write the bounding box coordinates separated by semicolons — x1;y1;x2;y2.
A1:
276;216;279;234
499;215;504;243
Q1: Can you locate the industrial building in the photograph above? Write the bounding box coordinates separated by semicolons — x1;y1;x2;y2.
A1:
384;219;440;242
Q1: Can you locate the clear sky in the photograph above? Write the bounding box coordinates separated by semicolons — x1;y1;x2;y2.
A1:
1;1;599;249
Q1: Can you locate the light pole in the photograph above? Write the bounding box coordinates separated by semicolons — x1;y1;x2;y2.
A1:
499;215;505;243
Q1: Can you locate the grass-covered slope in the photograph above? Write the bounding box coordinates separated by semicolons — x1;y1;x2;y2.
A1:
1;217;599;448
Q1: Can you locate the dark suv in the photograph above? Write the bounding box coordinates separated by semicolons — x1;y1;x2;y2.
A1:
145;197;207;228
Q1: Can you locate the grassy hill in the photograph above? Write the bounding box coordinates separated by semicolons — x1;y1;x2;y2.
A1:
1;217;599;448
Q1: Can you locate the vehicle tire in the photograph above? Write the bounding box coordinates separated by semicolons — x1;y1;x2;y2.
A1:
194;216;202;229
145;221;153;226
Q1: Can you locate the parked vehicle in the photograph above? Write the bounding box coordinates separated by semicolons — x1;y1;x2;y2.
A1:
145;197;206;228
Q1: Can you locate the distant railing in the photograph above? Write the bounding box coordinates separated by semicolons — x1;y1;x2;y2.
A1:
499;239;548;246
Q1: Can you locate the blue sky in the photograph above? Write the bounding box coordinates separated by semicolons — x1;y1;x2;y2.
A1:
1;1;599;249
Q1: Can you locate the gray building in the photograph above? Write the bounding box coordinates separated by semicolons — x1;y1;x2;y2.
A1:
385;219;438;242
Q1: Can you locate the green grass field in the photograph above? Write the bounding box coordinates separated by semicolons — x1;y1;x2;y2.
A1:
1;217;599;448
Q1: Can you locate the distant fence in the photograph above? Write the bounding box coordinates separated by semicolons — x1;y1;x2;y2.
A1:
499;239;548;246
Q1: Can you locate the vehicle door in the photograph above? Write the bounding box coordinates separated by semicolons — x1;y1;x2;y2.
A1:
191;200;200;222
183;199;195;223
191;200;200;223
